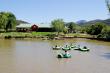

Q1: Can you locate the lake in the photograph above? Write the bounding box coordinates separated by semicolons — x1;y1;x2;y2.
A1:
0;38;110;73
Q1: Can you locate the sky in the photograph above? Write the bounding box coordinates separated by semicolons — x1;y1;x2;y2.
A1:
0;0;109;24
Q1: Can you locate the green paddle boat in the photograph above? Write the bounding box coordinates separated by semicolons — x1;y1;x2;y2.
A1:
62;47;71;51
57;53;71;58
79;46;90;51
62;45;71;51
74;46;90;52
57;50;71;58
52;45;62;50
69;44;77;50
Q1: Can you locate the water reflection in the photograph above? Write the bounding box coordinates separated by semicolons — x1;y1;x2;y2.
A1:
101;53;110;59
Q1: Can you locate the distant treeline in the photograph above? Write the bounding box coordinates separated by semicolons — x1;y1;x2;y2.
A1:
0;11;110;40
51;19;110;40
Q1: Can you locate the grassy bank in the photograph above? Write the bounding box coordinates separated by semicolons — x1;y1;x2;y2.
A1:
0;32;52;38
0;32;92;39
64;33;92;38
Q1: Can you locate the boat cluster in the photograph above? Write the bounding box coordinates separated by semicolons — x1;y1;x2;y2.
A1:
52;44;90;58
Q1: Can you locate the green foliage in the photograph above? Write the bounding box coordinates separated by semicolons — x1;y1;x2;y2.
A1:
47;34;57;39
97;26;110;40
51;19;65;34
105;30;110;40
66;22;77;33
105;0;110;13
0;12;8;29
31;32;52;36
0;32;55;38
86;22;106;35
80;26;86;33
75;25;81;32
0;12;16;32
63;27;68;34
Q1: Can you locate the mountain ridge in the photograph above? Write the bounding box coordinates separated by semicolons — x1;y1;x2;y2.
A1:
77;19;110;26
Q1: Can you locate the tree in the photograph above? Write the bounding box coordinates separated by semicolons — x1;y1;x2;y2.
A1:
0;12;16;32
51;19;64;34
97;25;110;39
80;26;86;33
63;27;68;34
66;22;79;33
5;12;16;31
86;22;106;35
98;0;110;40
68;22;76;33
105;0;110;14
0;12;8;29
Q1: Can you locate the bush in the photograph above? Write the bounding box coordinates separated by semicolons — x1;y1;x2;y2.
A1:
47;34;57;39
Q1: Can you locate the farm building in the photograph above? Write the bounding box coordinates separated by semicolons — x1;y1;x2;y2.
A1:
16;24;38;32
16;23;52;32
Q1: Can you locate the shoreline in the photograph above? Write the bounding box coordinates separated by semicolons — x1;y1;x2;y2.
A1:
0;35;109;42
0;32;109;42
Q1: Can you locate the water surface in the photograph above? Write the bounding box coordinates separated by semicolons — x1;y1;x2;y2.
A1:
0;38;110;73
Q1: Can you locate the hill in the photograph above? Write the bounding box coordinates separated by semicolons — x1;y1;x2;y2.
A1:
77;19;110;26
76;20;87;25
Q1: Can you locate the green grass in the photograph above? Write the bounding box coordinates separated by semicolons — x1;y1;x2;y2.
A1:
0;32;55;38
31;32;53;36
0;32;92;38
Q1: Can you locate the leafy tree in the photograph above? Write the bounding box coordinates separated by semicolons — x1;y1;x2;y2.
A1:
0;12;16;32
97;25;110;40
75;25;81;32
104;0;110;40
105;0;110;13
63;27;68;34
0;12;8;29
80;26;86;33
66;22;77;33
5;12;16;31
51;19;64;35
86;22;106;35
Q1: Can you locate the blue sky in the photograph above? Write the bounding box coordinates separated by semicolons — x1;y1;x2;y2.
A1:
0;0;109;23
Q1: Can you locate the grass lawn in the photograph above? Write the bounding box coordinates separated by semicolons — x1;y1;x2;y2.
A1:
0;32;92;38
0;32;55;38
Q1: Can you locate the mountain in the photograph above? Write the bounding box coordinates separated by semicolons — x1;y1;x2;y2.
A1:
76;20;87;25
16;20;30;25
77;19;110;26
103;19;110;25
85;19;103;25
